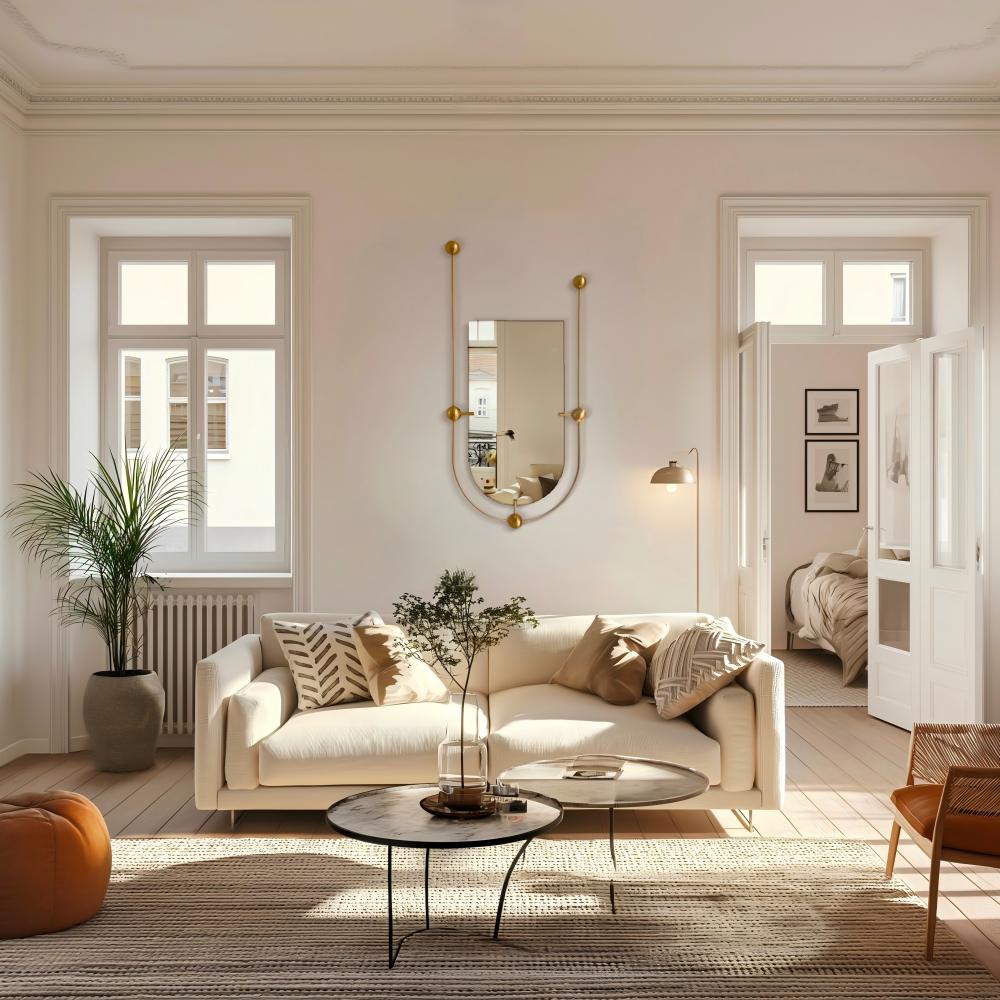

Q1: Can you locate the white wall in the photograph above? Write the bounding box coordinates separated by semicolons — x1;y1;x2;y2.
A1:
7;128;1000;745
0;118;29;762
770;345;870;649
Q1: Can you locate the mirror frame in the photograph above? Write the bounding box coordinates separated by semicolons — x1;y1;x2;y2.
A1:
444;240;587;529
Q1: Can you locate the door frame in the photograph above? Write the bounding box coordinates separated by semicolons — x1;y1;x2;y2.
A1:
719;196;988;705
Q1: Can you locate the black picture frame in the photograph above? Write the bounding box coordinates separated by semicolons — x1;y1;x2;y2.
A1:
804;439;860;513
804;388;859;436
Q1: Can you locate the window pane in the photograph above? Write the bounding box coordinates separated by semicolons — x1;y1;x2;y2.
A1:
877;359;911;553
119;262;188;325
878;579;910;651
168;359;189;398
207;358;228;399
205;348;275;552
842;262;912;326
933;350;965;568
753;262;824;326
116;348;191;553
205;262;276;325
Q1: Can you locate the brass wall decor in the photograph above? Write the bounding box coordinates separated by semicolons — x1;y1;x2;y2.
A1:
445;240;587;528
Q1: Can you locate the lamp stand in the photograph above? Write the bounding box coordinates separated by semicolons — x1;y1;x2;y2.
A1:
689;446;700;612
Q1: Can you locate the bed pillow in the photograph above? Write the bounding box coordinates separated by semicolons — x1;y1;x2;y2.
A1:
652;617;763;720
551;615;668;706
353;624;450;706
273;611;381;711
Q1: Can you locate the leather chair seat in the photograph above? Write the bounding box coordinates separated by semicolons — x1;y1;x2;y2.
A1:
891;783;1000;855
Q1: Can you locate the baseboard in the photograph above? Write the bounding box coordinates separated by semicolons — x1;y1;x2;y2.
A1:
70;734;90;752
71;734;193;751
0;737;50;767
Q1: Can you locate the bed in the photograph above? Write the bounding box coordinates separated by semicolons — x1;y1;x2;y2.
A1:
785;551;869;685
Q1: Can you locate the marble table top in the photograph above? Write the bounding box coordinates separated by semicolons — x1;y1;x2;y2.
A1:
498;755;710;808
326;784;563;848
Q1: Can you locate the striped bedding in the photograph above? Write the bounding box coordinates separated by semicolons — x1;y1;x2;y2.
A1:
799;553;868;685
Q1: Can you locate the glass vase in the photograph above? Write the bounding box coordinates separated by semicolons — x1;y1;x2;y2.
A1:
438;691;489;809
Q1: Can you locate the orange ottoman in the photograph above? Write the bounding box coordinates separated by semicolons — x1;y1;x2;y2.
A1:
0;790;111;938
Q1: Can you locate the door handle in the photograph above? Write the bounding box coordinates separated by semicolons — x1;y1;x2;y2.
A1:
503;429;515;440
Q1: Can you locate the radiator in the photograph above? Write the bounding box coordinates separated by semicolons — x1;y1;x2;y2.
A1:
139;593;256;740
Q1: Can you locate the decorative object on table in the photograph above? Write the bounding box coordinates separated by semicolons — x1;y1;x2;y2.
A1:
444;239;589;530
650;448;700;610
805;388;859;435
352;622;450;706
0;790;111;939
326;784;562;968
805;438;859;512
273;612;381;710
393;569;537;813
499;754;709;912
550;615;667;705
650;617;763;720
3;449;201;772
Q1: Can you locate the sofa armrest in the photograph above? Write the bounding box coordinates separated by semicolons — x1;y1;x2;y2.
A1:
687;684;756;792
194;633;263;810
225;667;297;790
736;652;785;809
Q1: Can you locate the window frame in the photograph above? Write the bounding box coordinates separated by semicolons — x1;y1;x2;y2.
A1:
102;237;291;574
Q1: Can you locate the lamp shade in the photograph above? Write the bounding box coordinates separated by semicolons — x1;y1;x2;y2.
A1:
650;460;695;486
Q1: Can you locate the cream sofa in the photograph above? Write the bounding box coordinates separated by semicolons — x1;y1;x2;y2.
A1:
194;612;785;815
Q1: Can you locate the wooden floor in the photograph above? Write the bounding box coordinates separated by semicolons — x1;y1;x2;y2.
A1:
3;706;1000;978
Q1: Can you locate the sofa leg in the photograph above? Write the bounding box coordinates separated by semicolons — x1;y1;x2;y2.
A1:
787;632;794;650
229;809;240;830
732;808;753;833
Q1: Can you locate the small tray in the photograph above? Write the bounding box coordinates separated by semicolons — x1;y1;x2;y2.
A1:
420;792;499;820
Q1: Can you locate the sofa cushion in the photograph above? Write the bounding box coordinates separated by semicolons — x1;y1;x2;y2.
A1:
353;624;450;706
258;700;486;786
488;683;721;784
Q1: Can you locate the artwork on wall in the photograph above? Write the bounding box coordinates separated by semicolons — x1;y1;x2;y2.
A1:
805;439;859;512
804;388;859;435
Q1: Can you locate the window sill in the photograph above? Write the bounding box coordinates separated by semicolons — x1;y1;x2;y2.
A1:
150;573;293;590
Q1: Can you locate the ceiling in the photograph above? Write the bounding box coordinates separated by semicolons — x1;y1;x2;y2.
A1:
1;0;1000;117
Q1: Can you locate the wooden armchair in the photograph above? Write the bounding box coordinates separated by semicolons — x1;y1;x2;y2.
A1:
885;723;1000;959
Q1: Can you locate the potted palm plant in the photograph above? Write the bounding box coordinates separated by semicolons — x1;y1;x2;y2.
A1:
394;569;537;812
4;449;201;772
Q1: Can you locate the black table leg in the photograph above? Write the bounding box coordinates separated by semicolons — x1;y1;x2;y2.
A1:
424;848;431;930
387;845;396;968
609;807;618;914
493;836;533;939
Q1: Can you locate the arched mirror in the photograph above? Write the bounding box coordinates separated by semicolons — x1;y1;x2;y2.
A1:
444;241;587;528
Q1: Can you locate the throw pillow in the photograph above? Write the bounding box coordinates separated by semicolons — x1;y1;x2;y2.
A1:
551;615;668;706
652;617;763;720
353;624;450;706
273;611;380;711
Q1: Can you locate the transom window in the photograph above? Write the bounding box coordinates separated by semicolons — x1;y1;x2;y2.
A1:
104;238;290;573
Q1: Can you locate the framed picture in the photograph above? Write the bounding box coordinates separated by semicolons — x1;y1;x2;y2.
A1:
805;439;859;512
804;388;859;435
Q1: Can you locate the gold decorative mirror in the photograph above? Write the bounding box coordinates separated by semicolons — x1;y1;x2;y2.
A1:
445;241;587;528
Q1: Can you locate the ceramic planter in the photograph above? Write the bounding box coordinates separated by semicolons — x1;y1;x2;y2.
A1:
82;670;164;772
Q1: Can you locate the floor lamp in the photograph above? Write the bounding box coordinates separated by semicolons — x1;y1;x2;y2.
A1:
650;447;700;612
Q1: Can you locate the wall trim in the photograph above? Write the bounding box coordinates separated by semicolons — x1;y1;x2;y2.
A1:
718;194;990;711
0;736;48;767
47;195;312;753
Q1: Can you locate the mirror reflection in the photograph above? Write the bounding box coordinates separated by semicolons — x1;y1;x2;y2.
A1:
467;320;565;505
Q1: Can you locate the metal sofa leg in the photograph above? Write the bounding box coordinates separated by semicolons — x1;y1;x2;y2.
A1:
732;808;753;833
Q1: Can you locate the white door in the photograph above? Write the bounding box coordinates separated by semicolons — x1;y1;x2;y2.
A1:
868;343;920;729
736;322;770;645
918;328;983;723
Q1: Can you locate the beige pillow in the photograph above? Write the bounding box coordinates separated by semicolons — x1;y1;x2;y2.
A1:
652;617;763;720
353;624;450;706
551;615;668;706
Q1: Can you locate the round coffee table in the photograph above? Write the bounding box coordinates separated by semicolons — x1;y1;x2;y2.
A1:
498;755;709;912
326;784;563;967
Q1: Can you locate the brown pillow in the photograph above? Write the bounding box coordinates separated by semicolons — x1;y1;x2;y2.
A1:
353;624;450;706
652;617;763;720
551;616;668;706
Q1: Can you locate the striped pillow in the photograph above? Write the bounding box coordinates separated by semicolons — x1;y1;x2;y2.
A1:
273;615;377;710
651;617;763;720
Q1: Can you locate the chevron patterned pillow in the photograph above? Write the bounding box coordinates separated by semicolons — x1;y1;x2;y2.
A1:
651;617;763;720
273;617;375;711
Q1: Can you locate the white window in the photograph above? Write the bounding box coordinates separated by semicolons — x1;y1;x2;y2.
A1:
475;394;488;418
745;246;924;340
104;238;290;573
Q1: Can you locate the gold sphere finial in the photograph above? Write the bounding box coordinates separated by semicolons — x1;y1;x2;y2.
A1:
445;404;462;422
444;240;461;256
507;511;523;529
572;274;587;289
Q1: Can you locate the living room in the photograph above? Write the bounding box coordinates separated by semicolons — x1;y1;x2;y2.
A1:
1;3;1000;997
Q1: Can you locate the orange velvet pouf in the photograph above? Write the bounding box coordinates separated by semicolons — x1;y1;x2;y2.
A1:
0;790;111;938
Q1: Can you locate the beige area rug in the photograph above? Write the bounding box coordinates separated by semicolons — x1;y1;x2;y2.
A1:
1;837;996;999
783;647;869;707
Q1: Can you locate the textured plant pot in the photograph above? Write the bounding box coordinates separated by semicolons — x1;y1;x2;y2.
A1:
82;670;164;773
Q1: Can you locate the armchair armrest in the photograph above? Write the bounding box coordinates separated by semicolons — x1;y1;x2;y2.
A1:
225;667;297;790
736;652;785;809
194;633;263;809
